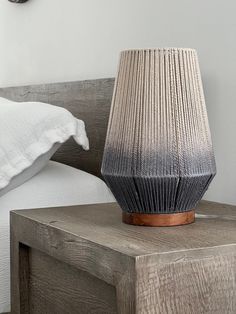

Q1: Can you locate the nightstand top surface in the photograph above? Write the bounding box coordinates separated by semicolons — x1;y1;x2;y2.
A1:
12;200;236;258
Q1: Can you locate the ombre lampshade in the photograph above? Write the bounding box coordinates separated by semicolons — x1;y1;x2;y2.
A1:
101;48;216;226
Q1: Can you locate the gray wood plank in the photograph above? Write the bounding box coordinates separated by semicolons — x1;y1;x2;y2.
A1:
29;248;117;314
0;78;115;177
136;252;236;313
12;200;236;258
10;200;236;314
10;210;133;288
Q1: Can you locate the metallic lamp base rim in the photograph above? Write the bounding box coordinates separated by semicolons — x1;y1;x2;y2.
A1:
122;210;195;227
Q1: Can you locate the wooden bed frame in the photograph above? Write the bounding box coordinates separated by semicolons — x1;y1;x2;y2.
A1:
0;78;115;178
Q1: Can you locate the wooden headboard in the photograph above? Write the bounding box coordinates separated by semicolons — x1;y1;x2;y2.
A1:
0;78;115;178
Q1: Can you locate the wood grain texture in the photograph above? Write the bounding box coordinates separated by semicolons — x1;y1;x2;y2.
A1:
136;253;236;314
12;200;236;257
0;78;115;177
10;200;236;313
18;244;30;314
10;222;29;314
29;248;117;314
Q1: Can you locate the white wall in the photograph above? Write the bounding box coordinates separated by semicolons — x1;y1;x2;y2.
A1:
0;0;235;204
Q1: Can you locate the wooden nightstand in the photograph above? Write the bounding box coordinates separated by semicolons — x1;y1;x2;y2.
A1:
11;201;236;314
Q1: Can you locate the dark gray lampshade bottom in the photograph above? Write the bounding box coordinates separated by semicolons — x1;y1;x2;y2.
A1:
103;173;215;214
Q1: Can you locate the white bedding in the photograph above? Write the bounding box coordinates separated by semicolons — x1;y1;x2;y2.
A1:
0;97;89;192
0;161;115;313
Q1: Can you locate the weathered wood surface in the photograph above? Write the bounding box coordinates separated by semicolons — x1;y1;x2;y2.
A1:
0;78;115;177
11;200;236;313
29;248;117;314
10;224;29;313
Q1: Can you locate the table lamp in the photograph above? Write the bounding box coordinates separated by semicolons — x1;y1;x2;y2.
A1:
102;48;216;226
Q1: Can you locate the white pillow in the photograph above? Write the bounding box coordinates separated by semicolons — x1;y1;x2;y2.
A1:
0;97;89;194
0;143;61;197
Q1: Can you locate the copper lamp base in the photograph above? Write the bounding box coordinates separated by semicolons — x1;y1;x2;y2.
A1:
122;210;195;227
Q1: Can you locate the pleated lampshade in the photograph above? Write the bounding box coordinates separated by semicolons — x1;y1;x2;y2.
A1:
102;48;216;226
